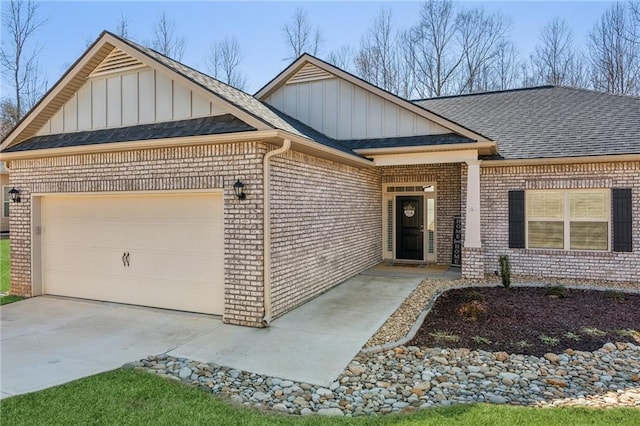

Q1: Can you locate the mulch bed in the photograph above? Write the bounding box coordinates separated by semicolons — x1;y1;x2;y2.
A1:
408;286;640;357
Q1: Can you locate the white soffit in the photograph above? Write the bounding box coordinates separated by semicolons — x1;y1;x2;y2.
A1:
89;47;145;78
371;149;478;166
286;63;334;85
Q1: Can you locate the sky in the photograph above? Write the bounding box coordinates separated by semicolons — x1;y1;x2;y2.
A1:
1;1;617;95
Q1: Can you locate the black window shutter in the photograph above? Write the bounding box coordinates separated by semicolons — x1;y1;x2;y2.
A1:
508;190;525;248
612;188;632;252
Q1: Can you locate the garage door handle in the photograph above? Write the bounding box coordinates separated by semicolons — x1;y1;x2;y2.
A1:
122;252;127;267
125;252;130;267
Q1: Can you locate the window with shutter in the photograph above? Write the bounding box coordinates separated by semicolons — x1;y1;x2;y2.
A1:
612;188;632;252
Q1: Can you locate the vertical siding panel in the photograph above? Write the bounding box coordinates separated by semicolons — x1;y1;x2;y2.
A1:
91;78;107;129
297;82;310;125
138;70;155;123
155;72;173;121
337;79;353;139
50;108;64;133
398;108;414;136
383;101;398;137
173;82;191;119
64;93;78;132
107;76;122;127
283;84;297;118
367;92;383;138
309;80;324;132
77;82;92;130
121;73;138;125
191;92;210;117
323;79;338;138
352;85;367;139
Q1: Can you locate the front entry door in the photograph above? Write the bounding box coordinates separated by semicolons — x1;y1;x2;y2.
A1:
396;196;424;260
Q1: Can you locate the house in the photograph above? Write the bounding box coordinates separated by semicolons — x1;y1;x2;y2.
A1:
0;31;637;327
1;162;9;233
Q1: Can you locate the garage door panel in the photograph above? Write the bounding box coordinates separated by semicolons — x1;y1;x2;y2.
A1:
41;193;225;315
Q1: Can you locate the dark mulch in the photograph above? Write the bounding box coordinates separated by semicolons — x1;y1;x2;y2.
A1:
408;286;640;357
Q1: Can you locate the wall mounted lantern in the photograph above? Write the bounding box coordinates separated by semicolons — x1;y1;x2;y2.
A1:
233;179;246;200
8;187;21;203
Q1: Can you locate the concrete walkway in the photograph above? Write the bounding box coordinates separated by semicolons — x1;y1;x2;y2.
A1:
1;268;424;398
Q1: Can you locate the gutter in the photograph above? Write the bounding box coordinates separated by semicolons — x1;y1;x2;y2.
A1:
262;139;291;326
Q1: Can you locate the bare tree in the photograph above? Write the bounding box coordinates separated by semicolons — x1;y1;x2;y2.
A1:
0;99;18;139
529;18;587;87
205;36;248;90
409;0;463;97
353;8;413;98
456;7;510;93
282;8;323;60
151;11;186;61
0;0;47;125
327;45;355;72
485;40;521;91
588;3;640;95
115;11;130;38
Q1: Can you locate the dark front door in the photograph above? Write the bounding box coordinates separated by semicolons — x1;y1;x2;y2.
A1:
396;196;424;260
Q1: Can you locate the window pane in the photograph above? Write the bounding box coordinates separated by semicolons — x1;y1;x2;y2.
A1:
528;221;564;249
570;191;607;220
570;222;608;250
3;202;8;217
2;186;9;202
527;192;564;219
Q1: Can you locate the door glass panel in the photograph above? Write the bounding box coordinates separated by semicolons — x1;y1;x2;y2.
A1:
427;198;435;254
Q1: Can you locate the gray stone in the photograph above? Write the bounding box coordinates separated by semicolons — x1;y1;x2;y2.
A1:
317;408;344;417
178;367;192;379
489;395;508;404
272;403;288;413
252;391;270;401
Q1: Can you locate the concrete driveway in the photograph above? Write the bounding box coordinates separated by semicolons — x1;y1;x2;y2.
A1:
1;270;422;398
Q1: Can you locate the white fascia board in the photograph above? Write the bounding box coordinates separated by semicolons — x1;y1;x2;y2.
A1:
370;149;478;166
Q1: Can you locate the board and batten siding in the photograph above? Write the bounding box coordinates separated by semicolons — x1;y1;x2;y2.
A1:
265;77;450;140
37;68;224;135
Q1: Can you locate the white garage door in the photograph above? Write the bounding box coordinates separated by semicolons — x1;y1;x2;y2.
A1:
41;192;224;314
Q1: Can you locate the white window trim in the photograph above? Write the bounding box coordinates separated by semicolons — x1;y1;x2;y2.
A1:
2;185;10;218
525;189;611;252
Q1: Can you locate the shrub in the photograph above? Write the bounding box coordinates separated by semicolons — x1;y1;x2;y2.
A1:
457;300;487;322
581;327;607;337
563;332;582;342
471;335;492;345
464;290;486;302
538;335;560;346
545;285;568;299
499;255;511;288
429;331;461;342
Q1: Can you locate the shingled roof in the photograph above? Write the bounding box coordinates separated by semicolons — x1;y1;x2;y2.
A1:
3;115;254;153
415;86;640;160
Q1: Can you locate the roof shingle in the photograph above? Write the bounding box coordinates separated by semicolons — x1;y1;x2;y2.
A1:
415;86;640;160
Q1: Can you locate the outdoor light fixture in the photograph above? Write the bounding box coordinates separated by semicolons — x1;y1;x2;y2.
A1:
233;179;246;200
8;187;20;203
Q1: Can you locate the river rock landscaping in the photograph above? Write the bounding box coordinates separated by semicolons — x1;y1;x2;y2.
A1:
130;278;640;416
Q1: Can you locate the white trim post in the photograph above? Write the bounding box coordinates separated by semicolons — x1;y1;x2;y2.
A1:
464;160;482;248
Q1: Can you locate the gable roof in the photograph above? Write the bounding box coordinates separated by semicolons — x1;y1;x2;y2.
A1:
416;86;640;160
0;31;347;153
255;53;493;144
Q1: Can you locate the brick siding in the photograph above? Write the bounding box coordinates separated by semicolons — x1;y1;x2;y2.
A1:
7;142;267;327
381;163;461;265
269;150;381;318
480;161;640;282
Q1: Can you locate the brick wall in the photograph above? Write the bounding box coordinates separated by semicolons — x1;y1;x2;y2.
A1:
480;161;640;282
381;163;461;265
7;142;267;327
269;150;381;318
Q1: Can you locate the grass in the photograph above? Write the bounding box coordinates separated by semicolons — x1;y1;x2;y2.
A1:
0;295;23;305
1;369;639;426
581;327;607;337
538;335;560;346
1;239;9;293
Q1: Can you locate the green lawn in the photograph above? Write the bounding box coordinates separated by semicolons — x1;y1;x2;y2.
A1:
1;239;9;293
1;369;638;426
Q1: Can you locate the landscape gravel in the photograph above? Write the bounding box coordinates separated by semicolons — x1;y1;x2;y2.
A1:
128;276;640;416
130;342;640;416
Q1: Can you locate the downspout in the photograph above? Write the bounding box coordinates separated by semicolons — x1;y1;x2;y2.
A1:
262;139;291;326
